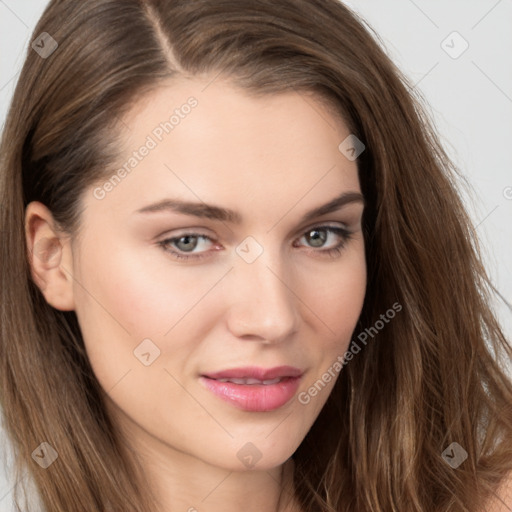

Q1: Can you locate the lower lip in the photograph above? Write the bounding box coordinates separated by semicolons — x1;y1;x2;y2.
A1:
199;376;301;412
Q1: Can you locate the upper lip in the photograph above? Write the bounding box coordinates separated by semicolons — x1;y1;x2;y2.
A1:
202;365;303;380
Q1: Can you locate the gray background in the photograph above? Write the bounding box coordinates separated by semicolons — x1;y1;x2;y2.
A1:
1;1;511;509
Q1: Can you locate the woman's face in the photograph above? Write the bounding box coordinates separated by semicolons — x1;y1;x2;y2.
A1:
44;77;366;473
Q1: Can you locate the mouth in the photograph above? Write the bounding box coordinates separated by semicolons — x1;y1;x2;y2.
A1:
199;366;303;412
210;376;286;385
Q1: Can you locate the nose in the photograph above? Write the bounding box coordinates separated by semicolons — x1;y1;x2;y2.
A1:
225;251;300;344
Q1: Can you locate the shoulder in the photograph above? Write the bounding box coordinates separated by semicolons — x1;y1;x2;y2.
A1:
485;471;512;512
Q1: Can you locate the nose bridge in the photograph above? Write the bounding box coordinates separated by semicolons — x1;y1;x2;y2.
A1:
225;240;299;342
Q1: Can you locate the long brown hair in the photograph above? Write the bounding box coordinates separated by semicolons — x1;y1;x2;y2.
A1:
1;1;511;510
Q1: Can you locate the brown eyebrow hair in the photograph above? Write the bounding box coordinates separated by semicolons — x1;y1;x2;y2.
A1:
134;190;365;225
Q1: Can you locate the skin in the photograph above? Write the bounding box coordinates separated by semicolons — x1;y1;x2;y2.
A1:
25;76;367;512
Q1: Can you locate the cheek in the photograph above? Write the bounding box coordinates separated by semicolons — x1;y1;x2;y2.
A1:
305;244;366;347
73;238;212;334
294;251;366;413
71;242;227;382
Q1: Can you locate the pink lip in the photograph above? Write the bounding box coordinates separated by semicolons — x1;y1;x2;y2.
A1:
200;366;303;412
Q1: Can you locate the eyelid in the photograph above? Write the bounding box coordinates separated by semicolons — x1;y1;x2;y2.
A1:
300;219;349;232
156;219;351;240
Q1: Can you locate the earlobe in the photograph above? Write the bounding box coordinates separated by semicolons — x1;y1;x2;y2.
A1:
24;201;75;311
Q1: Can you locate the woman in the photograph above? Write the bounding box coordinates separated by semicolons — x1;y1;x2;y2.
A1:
1;0;511;510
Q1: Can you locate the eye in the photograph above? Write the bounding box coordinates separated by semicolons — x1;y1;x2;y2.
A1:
294;225;354;258
157;225;354;261
157;233;215;261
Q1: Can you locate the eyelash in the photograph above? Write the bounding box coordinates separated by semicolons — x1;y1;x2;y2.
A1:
157;225;354;262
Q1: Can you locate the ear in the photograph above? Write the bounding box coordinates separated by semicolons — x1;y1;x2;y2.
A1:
24;201;75;311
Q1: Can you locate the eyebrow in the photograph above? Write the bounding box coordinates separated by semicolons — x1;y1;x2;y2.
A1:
134;191;365;225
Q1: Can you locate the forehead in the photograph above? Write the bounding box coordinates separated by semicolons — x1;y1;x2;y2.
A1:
85;76;361;223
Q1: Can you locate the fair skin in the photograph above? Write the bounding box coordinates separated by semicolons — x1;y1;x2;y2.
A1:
25;76;367;511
